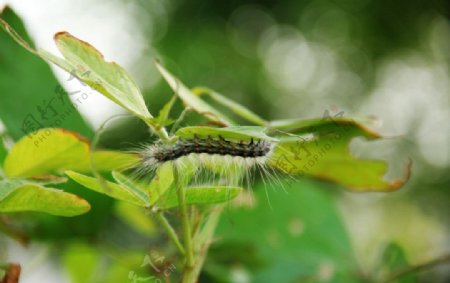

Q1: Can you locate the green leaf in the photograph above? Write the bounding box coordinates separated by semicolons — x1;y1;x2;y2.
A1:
88;150;139;172
66;170;237;210
0;8;92;140
268;116;378;133
113;163;176;206
146;162;174;204
111;171;149;205
156;186;242;209
4;128;139;178
268;119;410;191
0;180;90;216
155;62;234;126
52;32;153;121
193;87;267;126
176;126;277;142
65;171;147;206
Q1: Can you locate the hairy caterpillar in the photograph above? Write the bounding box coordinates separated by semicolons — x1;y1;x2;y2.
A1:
137;134;278;187
147;135;271;161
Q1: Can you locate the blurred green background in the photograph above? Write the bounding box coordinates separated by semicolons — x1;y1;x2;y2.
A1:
0;0;449;282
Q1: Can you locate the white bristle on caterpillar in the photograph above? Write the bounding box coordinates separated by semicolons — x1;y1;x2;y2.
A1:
137;135;276;187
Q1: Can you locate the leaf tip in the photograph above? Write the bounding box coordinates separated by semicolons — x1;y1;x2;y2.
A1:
54;31;105;61
387;158;412;191
77;195;92;213
54;31;70;40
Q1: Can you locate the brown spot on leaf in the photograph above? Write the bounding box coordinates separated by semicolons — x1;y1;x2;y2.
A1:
30;175;65;181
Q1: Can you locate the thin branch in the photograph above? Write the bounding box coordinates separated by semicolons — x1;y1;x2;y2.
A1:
155;211;185;256
174;165;195;268
182;206;223;283
169;107;192;136
381;253;450;283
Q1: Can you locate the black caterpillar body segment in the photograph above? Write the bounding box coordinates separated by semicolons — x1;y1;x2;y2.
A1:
152;136;273;163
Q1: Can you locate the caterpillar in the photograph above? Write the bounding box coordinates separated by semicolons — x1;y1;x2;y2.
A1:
141;135;274;170
137;135;276;189
132;127;283;189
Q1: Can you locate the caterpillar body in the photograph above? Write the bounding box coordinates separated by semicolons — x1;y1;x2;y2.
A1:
154;136;271;161
135;128;280;188
141;135;274;169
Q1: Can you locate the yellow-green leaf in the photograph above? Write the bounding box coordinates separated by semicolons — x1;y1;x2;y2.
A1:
0;181;90;216
111;171;149;205
4;128;90;178
268;119;410;191
87;150;140;172
65;171;147;206
3;128;139;178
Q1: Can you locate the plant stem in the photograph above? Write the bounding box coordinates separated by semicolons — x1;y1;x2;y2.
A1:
145;121;169;142
174;166;195;269
380;253;450;283
182;206;223;283
155;212;185;256
169;107;191;136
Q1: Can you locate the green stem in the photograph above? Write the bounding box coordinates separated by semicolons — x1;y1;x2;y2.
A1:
182;206;223;282
380;253;450;283
155;212;185;256
174;165;195;269
169;107;191;136
145;121;169;142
